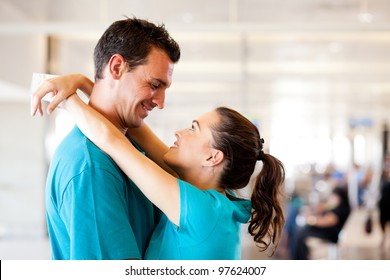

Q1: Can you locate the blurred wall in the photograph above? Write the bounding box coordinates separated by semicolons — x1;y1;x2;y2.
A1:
0;101;46;238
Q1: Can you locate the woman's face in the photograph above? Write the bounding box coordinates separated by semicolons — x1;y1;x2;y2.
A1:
163;110;220;173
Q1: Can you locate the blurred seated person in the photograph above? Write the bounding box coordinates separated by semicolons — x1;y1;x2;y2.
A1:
292;186;351;260
379;154;390;252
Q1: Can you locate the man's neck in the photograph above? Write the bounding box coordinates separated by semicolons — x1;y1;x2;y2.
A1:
88;97;127;135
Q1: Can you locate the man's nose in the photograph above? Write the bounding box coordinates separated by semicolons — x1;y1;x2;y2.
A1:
152;90;166;109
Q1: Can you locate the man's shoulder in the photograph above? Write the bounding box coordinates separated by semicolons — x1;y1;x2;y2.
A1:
52;127;121;173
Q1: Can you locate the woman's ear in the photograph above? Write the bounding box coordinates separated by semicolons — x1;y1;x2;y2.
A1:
108;54;127;79
203;149;224;167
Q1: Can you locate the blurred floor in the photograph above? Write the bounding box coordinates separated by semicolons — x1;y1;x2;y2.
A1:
242;207;390;260
335;208;390;260
0;208;389;260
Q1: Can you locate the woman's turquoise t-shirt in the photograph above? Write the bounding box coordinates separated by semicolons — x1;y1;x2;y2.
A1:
145;179;251;260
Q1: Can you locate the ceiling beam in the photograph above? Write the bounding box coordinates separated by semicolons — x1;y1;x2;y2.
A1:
2;21;390;36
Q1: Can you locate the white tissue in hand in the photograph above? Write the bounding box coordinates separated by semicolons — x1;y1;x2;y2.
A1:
30;72;61;105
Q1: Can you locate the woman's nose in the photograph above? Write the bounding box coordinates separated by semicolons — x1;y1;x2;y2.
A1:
175;129;187;138
174;130;181;139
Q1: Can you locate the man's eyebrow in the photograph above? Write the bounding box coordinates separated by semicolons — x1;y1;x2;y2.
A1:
192;120;201;131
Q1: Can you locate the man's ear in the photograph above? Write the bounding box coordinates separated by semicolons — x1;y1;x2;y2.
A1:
108;54;127;79
203;149;224;167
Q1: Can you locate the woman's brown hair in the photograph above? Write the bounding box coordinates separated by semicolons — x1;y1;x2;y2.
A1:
211;107;285;256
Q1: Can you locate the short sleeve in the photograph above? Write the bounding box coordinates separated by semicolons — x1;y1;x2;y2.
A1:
177;179;221;243
59;167;140;260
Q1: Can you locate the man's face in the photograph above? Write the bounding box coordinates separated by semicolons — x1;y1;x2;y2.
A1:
116;47;174;128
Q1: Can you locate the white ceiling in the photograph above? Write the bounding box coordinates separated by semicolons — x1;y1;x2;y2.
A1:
1;0;389;168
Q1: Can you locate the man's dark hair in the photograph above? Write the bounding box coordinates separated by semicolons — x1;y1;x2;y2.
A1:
94;16;181;80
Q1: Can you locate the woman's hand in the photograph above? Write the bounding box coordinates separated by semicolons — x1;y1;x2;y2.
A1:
31;74;93;116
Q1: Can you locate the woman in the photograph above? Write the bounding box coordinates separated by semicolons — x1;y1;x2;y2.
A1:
31;74;285;260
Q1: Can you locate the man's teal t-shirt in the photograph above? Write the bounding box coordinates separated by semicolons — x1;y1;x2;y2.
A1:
46;126;159;259
145;179;251;260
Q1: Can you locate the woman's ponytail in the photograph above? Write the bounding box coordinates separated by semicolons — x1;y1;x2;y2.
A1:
210;107;286;256
248;152;285;256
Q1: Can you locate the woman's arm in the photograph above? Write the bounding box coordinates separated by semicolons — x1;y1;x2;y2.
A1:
306;212;338;227
31;73;178;177
126;126;178;177
31;74;94;116
65;94;180;226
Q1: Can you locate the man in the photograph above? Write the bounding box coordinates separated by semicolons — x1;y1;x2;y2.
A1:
31;17;180;259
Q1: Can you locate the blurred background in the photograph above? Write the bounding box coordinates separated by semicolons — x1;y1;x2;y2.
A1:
1;0;390;260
